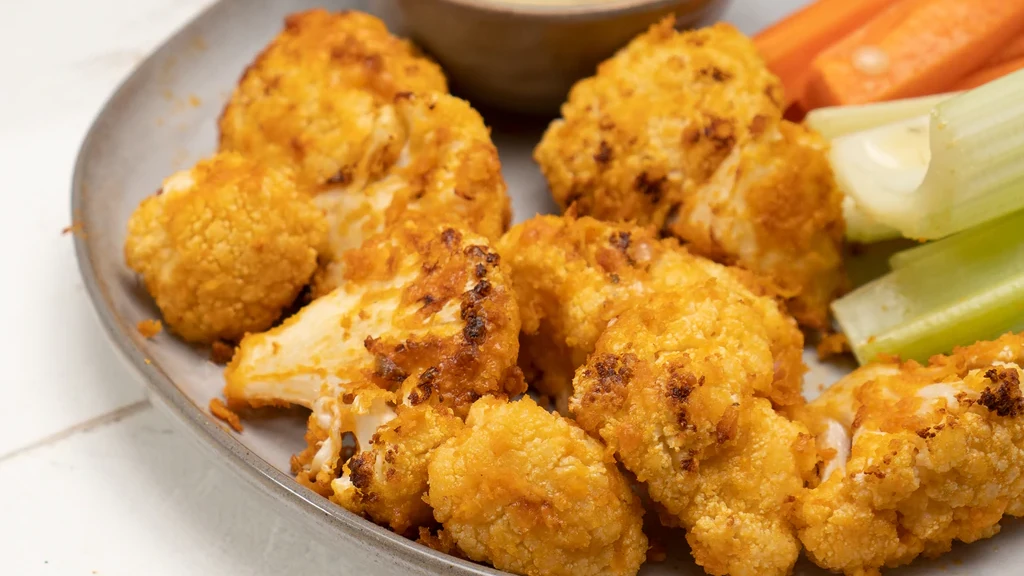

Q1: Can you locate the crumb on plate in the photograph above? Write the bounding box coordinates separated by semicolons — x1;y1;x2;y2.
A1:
137;319;163;339
209;398;243;432
62;221;85;237
210;340;235;364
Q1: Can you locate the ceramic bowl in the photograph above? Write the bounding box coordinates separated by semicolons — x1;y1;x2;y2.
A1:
373;0;730;115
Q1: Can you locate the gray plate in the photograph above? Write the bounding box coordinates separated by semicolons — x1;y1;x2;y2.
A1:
72;0;1021;574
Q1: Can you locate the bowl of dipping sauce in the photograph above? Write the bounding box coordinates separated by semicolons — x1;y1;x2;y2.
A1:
372;0;729;115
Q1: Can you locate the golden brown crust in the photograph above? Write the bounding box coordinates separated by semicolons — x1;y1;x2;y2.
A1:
219;10;509;289
496;214;804;408
570;289;817;576
331;404;464;534
310;92;511;297
219;9;447;192
534;18;846;328
417;527;467;559
224;222;523;418
797;333;1024;575
427;397;648;576
124;152;326;343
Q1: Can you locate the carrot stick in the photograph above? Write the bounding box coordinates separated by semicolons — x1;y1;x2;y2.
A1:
952;55;1024;90
802;0;1024;109
983;34;1024;67
753;0;896;106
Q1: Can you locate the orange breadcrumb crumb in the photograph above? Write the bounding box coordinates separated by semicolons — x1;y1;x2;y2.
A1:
62;222;85;236
816;332;851;361
210;340;235;364
136;319;163;339
209;398;243;432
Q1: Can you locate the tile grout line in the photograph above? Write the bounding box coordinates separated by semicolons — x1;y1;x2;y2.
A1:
0;399;152;464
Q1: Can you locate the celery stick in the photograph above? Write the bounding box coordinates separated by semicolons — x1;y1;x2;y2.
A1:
833;215;1024;364
830;114;931;232
844;195;901;243
806;92;960;140
889;209;1024;270
835;70;1024;240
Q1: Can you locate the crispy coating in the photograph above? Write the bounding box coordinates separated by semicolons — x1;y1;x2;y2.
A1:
427;396;647;576
496;214;804;408
292;387;396;495
219;9;447;192
310;92;511;297
417;527;466;559
570;289;817;576
534;19;846;328
224;222;523;417
219;10;509;290
330;403;464;534
797;333;1024;575
124;152;326;343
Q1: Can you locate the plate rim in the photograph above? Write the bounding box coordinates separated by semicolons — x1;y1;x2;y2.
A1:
70;1;505;573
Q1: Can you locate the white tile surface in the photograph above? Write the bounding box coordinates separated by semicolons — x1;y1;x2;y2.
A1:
1;405;336;576
0;0;216;457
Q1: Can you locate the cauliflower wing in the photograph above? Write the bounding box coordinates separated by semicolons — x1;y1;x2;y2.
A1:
427;396;647;576
534;18;846;329
220;10;510;294
310;92;512;297
496;214;803;409
224;222;524;417
570;288;817;576
124;151;326;343
797;333;1024;575
219;9;447;192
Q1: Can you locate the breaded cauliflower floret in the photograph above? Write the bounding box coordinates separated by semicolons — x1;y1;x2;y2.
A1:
534;18;846;329
220;11;510;292
224;222;523;418
219;9;447;192
310;92;511;297
124;151;326;343
797;333;1024;576
571;289;816;576
427;396;647;576
330;402;464;534
496;214;803;409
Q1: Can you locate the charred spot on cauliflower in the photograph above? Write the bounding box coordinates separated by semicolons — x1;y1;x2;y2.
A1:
534;18;846;329
223;222;523;418
496;214;804;410
797;333;1024;576
219;9;447;192
309;92;511;298
571;288;816;576
330;402;464;534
